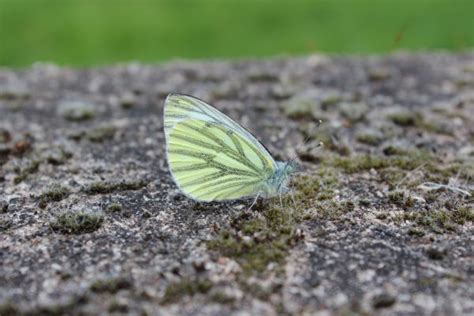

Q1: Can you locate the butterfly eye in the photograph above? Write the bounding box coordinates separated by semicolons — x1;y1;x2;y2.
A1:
226;130;234;136
205;123;212;128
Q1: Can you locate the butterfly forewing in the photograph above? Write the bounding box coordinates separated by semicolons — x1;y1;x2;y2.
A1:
164;94;277;201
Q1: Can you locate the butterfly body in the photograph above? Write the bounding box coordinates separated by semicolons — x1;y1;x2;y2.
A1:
164;94;295;202
262;161;296;198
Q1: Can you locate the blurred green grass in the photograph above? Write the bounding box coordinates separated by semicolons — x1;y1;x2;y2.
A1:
0;0;473;67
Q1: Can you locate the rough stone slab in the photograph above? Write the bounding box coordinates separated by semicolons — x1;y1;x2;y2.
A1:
0;53;473;315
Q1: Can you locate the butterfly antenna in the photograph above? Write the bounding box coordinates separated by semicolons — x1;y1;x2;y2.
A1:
301;119;323;146
289;119;324;163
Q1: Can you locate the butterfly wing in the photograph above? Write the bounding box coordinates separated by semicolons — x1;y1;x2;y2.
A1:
164;94;277;201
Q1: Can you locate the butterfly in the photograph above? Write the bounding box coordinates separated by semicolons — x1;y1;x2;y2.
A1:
163;94;296;202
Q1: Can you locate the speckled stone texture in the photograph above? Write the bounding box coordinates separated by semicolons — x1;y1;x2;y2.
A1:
0;53;473;315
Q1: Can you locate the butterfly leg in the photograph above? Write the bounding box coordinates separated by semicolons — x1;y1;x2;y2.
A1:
290;190;297;209
247;192;261;212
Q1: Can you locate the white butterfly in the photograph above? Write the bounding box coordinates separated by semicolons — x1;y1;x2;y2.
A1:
164;94;296;202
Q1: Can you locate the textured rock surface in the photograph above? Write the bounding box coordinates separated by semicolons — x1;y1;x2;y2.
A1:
0;53;473;315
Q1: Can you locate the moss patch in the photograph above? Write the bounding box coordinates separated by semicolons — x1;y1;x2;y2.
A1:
39;185;70;208
332;154;390;173
383;145;409;156
388;111;422;127
86;125;117;142
356;132;384;146
162;278;213;304
391;205;473;235
108;299;129;313
282;98;315;120
0;301;18;316
51;211;104;234
339;102;369;123
388;190;415;209
83;180;147;195
118;93;136;109
292;171;338;206
331;151;439;175
320;93;341;110
387;111;454;135
208;205;303;275
319;133;351;156
13;160;40;184
450;206;474;224
59;101;95;122
419;120;454;135
288;171;357;222
90;277;132;293
0;129;11;144
208;290;237;305
204;172;342;276
0;219;12;232
106;202;122;213
0;200;8;213
42;147;73;165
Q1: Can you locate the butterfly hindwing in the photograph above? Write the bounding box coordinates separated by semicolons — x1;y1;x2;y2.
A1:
164;94;277;201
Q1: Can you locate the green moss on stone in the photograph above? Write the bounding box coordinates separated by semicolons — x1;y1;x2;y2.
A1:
86;125;117;142
388;190;415;208
333;155;388;173
388;111;422;127
282;99;314;120
207;204;303;275
209;290;236;305
84;180;147;195
90;277;132;293
379;168;407;190
0;129;11;144
43;147;73;165
332;151;435;174
39;185;70;208
408;227;425;237
162;279;213;304
51;211;104;234
60;101;95;122
369;67;391;81
392;205;472;235
419;121;454;135
106;202;123;213
0;219;12;232
119;93;136;109
0;301;18;316
292;174;328;207
451;206;474;225
108;299;128;313
13;160;40;184
339;102;369;123
315;200;355;221
317;131;351;156
356;132;384;146
383;145;411;156
320;94;341;109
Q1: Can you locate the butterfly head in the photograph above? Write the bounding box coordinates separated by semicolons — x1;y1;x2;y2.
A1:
265;160;298;197
280;160;299;175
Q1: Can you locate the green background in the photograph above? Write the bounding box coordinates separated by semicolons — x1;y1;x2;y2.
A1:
1;0;473;67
